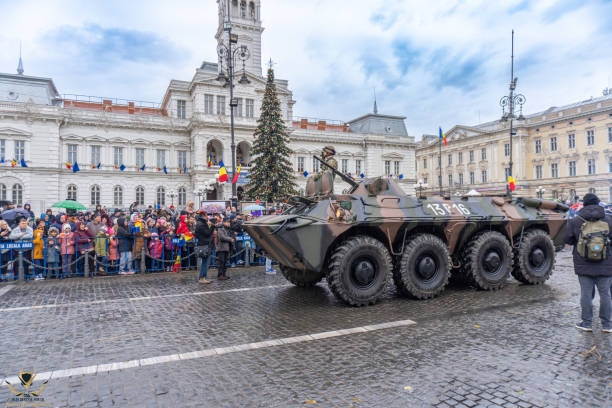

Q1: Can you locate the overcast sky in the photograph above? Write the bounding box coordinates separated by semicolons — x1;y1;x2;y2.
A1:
1;0;611;138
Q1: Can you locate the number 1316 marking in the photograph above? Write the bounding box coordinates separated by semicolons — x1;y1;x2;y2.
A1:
426;203;471;216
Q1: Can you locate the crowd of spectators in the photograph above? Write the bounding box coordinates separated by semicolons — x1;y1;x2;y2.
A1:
0;200;263;281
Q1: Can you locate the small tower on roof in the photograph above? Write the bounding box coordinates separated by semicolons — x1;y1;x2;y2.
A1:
17;43;24;75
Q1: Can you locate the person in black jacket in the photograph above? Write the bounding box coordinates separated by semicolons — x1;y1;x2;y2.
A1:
116;217;134;274
194;209;214;284
564;193;612;333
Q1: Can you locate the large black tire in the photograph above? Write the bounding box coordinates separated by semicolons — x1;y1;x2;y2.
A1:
461;231;513;290
393;234;451;299
327;236;392;306
279;265;324;287
512;229;556;284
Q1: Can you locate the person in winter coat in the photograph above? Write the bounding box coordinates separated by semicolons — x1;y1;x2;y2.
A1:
116;217;134;274
194;210;214;284
147;232;163;270
215;217;235;280
32;219;46;280
74;221;94;274
57;224;75;278
107;226;119;273
130;213;150;269
46;226;60;278
564;193;612;333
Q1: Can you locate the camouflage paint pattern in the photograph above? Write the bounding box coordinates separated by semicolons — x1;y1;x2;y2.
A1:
243;177;569;275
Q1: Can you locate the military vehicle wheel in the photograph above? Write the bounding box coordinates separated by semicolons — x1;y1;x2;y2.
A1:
279;265;324;287
327;236;391;306
461;231;512;290
393;234;450;299
512;229;555;284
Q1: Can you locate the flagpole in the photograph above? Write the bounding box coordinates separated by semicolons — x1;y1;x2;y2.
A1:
438;137;442;196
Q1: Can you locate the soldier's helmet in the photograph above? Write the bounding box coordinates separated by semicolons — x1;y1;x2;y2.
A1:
322;145;336;156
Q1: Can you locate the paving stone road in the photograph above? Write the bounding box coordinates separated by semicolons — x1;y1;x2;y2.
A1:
0;250;610;407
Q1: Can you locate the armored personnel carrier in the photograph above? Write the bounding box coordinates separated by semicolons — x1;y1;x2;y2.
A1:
243;162;569;307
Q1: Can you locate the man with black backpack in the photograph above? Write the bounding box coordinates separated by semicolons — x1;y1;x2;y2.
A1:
564;193;612;333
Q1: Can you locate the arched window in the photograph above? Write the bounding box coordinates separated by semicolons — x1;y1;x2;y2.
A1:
12;184;23;206
156;187;166;207
113;186;123;207
90;185;101;206
67;184;78;201
178;187;186;206
0;183;6;201
135;186;145;206
240;0;246;17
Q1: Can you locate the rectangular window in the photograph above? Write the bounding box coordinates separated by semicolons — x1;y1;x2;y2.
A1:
394;161;400;176
355;159;361;175
217;95;226;115
469;150;474;162
297;157;304;173
535;165;542;179
135;148;145;168
384;160;391;175
177;100;186;119
67;144;78;164
447;154;452;166
609;158;612;173
204;94;214;114
608;127;612;143
458;173;464;185
550;137;557;152
156;149;166;168
14;140;25;161
235;98;243;117
312;156;320;172
469;171;475;184
113;147;123;166
341;159;348;173
91;145;100;166
481;148;486;161
504;143;510;157
448;174;453;186
587;129;595;146
568;161;576;177
535;140;541;154
457;152;462;164
481;170;487;183
423;177;428;184
587;159;596;175
177;151;187;169
551;163;558;178
245;99;254;118
423;158;427;169
0;139;5;160
568;133;575;149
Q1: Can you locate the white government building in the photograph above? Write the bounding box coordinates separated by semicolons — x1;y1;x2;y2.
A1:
0;0;416;215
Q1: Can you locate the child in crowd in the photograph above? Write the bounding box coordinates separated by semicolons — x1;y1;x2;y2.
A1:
94;226;109;276
107;226;119;274
162;224;176;272
58;224;75;279
32;219;46;280
46;226;60;278
148;232;163;271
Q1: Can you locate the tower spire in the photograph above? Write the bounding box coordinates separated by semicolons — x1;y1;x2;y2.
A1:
373;88;378;114
17;42;24;75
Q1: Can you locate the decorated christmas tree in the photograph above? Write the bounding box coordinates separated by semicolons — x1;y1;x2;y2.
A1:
246;67;298;203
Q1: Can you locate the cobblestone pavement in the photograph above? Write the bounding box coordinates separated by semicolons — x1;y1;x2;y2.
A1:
0;250;610;407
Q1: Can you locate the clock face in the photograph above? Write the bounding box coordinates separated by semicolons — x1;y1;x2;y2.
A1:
8;91;19;100
385;126;392;133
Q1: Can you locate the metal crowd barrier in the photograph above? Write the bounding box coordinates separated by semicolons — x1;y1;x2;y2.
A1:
0;232;268;282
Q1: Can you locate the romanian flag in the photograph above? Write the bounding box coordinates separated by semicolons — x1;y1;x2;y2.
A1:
232;164;242;184
66;162;72;169
508;176;516;191
207;153;213;168
218;160;228;183
11;159;17;168
172;255;182;273
439;127;448;146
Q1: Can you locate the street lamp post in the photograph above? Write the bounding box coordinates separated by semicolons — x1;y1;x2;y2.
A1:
193;180;216;207
499;30;526;197
166;189;177;206
536;186;545;199
217;1;250;201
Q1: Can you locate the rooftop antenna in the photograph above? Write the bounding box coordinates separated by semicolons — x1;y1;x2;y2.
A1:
373;87;378;114
17;41;24;75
